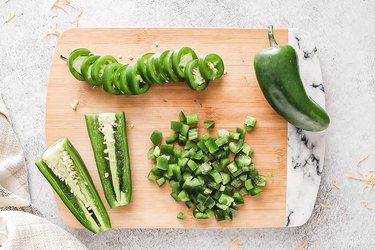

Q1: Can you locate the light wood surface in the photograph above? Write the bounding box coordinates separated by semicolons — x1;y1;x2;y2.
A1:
46;28;288;228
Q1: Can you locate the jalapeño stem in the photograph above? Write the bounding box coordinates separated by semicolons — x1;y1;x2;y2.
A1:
60;55;68;62
267;25;278;47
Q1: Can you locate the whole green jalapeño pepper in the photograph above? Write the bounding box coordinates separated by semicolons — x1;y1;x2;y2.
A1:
254;26;330;132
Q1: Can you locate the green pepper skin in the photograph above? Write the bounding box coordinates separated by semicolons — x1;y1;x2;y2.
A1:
102;63;122;95
85;112;132;208
137;53;154;85
254;26;330;132
117;64;134;95
126;64;151;94
172;47;198;80
68;48;92;81
81;55;100;86
163;50;181;82
146;53;168;84
91;55;118;86
184;59;209;91
35;138;111;233
198;53;224;81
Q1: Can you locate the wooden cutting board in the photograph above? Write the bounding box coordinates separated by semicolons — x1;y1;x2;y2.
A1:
46;28;288;228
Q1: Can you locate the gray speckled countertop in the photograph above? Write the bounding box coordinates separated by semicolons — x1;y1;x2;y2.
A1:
1;0;375;249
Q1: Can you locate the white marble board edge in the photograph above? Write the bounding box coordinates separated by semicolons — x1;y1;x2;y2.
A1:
285;28;327;227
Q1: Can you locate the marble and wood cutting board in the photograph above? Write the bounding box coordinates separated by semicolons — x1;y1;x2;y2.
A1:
45;28;326;228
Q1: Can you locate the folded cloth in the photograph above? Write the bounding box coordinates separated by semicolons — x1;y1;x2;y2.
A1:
0;95;87;250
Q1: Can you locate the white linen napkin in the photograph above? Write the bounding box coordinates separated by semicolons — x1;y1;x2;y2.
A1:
0;95;87;250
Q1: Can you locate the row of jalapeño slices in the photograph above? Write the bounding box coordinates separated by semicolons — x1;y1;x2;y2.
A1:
67;47;225;95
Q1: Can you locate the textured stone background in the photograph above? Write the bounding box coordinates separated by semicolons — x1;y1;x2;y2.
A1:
1;0;375;249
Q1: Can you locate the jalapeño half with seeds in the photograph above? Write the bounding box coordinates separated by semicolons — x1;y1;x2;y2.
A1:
85;112;132;208
35;138;111;233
